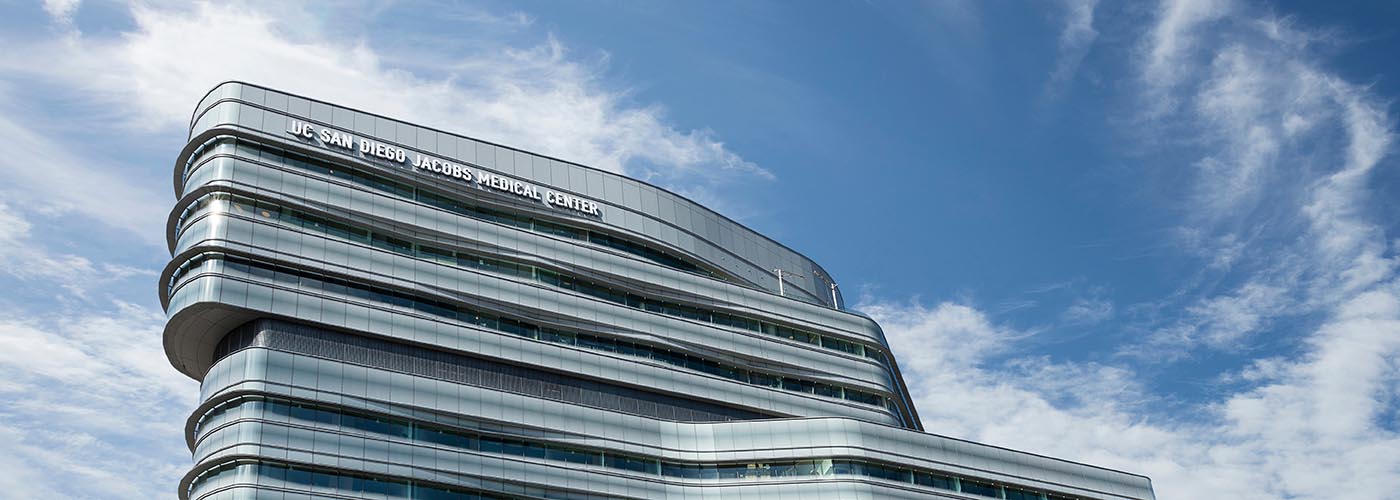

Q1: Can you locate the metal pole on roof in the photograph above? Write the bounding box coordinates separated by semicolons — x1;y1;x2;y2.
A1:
774;268;803;297
812;269;840;310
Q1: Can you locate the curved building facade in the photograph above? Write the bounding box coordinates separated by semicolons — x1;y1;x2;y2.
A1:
162;82;1156;500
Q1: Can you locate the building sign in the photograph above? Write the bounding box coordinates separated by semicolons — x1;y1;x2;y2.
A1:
287;120;602;217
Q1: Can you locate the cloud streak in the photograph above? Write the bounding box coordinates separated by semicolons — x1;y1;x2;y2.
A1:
1141;0;1233;113
868;291;1400;499
0;2;777;498
3;2;769;196
0;203;156;297
0;1;1395;499
866;2;1400;499
41;0;80;25
0;302;193;499
1046;0;1100;96
0;107;170;244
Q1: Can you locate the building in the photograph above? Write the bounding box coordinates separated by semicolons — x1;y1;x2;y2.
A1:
162;81;1156;500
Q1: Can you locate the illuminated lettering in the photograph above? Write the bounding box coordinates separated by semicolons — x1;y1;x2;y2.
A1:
363;140;406;163
328;131;353;149
289;119;598;217
546;191;601;216
287;120;315;139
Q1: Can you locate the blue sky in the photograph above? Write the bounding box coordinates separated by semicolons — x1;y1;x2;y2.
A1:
1;0;1398;498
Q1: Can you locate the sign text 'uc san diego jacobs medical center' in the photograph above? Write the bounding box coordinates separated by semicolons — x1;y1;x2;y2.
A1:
288;121;603;217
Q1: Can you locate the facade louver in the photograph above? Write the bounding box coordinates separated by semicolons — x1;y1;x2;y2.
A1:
162;82;1156;500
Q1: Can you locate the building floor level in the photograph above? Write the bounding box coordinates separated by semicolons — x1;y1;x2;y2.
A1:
162;81;1156;500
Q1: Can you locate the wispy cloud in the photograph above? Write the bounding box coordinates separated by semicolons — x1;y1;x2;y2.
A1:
1141;0;1234;114
0;302;193;499
0;201;183;498
41;0;80;25
863;298;1167;458
866;293;1400;499
1143;279;1292;358
1146;5;1400;488
1061;295;1114;325
1128;2;1396;355
1045;0;1100;97
0;107;169;243
0;1;1396;499
868;1;1400;498
0;203;157;298
2;2;769;199
0;2;778;498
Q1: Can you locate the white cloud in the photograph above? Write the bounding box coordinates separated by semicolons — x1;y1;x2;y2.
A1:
1046;0;1100;95
866;296;1400;500
1144;280;1291;355
1300;81;1396;298
1;2;768;193
859;2;1400;499
1143;0;1234;85
0;2;1395;499
0;4;775;499
1131;0;1397;354
862;301;1018;373
0;193;184;500
868;2;1400;499
1191;46;1285;214
0;203;156;297
0;302;194;499
42;0;80;25
1062;296;1114;325
0;107;170;243
1141;0;1233;113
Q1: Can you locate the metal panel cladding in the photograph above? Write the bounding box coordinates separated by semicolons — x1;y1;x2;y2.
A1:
161;82;1156;500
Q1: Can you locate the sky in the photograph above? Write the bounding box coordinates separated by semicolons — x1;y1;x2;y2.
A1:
0;0;1397;498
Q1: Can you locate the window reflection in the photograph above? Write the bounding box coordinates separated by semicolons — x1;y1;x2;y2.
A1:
174;192;893;376
195;396;1083;500
181;137;726;281
187;253;890;411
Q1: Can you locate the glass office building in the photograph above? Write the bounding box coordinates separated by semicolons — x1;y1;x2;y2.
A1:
162;82;1156;500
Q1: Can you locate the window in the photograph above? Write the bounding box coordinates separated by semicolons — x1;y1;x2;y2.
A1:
189;204;898;411
195;398;1092;500
608;454;656;474
1006;488;1045;500
961;479;1001;497
371;233;412;254
185;137;728;280
915;471;956;490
